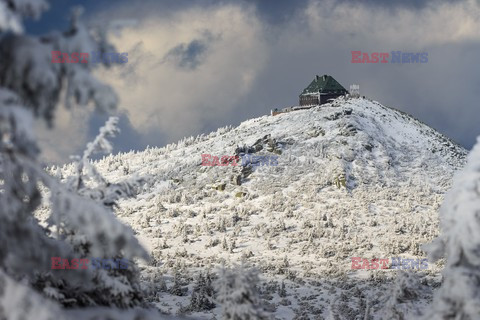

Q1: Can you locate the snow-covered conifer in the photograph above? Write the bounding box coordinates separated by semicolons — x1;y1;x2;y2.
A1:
0;1;148;315
215;264;269;320
189;272;215;311
423;137;480;319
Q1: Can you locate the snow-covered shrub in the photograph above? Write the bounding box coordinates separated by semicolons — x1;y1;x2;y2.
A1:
168;271;188;297
377;272;427;319
188;272;216;312
215;264;269;320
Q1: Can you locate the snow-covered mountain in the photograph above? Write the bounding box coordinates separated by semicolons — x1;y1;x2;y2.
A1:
51;97;467;319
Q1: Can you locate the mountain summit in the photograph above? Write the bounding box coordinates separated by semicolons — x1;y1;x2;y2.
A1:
58;97;466;318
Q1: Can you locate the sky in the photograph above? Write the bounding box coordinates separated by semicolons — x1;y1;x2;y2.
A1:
29;0;480;164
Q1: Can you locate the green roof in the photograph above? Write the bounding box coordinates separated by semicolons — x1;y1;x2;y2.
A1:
300;75;348;95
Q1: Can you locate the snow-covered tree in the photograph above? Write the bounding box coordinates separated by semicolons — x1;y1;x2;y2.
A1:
215;264;269;320
423;137;480;319
0;0;149;316
39;116;148;307
378;272;427;319
189;271;215;311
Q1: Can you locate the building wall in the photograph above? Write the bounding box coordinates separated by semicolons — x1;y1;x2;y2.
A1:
300;93;346;106
299;94;319;106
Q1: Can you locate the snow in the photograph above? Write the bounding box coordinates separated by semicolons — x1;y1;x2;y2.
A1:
41;96;467;318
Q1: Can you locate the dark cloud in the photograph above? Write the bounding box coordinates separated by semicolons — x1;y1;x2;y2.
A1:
27;0;461;35
240;0;309;24
26;0;466;35
240;0;462;24
335;0;461;9
163;33;215;70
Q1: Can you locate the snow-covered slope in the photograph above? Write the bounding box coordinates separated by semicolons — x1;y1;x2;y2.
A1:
56;97;467;319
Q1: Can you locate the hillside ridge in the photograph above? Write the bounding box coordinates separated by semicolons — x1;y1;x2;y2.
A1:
50;97;467;319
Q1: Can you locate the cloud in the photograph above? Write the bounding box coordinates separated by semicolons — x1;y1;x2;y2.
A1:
93;4;268;143
304;0;480;47
235;0;461;25
337;0;466;9
162;31;216;70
